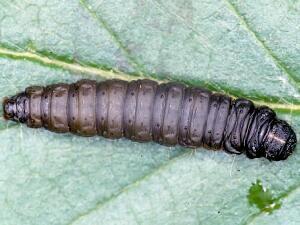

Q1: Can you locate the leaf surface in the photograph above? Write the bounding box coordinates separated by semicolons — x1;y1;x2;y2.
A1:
0;0;299;224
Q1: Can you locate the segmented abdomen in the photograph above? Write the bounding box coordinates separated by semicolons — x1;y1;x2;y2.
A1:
27;79;232;147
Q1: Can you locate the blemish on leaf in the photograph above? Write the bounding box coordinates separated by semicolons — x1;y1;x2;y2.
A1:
247;180;281;213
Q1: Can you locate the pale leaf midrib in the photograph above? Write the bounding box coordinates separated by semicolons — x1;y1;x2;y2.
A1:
0;46;299;113
0;46;151;81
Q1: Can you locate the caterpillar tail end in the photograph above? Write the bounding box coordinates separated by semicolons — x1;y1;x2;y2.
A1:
3;96;17;121
3;97;10;120
2;93;28;123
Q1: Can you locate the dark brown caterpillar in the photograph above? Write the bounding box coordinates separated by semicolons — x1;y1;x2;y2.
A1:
3;79;297;161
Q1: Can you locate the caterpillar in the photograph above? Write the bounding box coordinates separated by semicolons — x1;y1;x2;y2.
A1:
3;79;297;161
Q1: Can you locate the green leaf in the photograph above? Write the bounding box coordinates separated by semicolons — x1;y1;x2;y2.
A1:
247;180;281;214
0;0;299;224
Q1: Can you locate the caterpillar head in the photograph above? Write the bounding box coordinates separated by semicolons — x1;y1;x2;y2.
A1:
263;120;297;161
3;92;28;123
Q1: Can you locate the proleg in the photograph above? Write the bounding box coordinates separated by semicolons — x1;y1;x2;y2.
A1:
3;79;297;161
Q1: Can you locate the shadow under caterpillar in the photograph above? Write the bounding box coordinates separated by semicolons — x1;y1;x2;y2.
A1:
3;79;297;161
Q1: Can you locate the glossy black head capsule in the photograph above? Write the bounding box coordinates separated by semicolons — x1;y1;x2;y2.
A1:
245;107;297;161
262;120;297;161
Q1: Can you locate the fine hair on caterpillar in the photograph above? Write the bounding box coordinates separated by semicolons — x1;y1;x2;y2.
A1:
3;79;297;161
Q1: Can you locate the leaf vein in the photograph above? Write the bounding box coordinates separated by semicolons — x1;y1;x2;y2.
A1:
150;0;213;51
78;0;146;75
66;150;190;225
223;0;300;92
